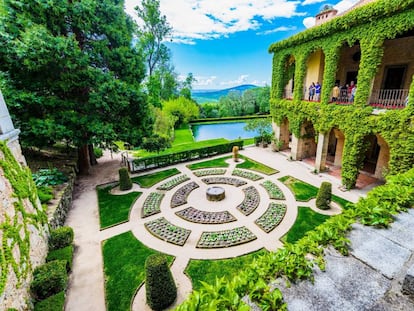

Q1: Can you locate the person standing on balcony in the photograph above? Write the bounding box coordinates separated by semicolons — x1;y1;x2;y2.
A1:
332;84;340;102
348;81;355;101
308;82;315;100
315;82;321;101
350;84;357;102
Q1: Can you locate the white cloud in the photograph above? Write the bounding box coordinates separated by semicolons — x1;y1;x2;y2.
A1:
220;74;250;86
333;0;360;13
302;0;326;5
258;26;297;35
193;76;217;87
303;17;316;28
125;0;302;44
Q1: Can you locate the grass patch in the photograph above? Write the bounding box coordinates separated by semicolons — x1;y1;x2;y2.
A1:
172;124;194;146
281;207;330;244
332;195;353;209
103;231;174;311
97;186;141;229
185;249;267;291
131;168;180;188
279;176;318;201
187;156;231;170
236;155;278;175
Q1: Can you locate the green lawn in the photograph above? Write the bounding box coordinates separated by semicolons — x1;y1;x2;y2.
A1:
131;168;180;188
237;155;279;175
97;186;141;229
186;156;231;170
281;207;330;244
102;231;174;311
279;176;318;201
172;124;194;146
185;249;267;291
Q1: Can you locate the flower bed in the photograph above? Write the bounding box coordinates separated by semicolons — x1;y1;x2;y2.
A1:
176;207;237;224
260;180;285;200
145;217;191;246
237;186;260;216
193;169;226;177
232;169;263;181
255;202;287;233
142;192;164;218
201;176;247;187
156;174;190;191
170;181;200;208
197;226;256;248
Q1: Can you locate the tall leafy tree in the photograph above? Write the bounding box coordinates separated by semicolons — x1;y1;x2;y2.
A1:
135;0;178;105
0;0;152;173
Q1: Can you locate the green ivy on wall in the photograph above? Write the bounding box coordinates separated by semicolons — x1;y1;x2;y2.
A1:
270;0;414;188
0;141;47;295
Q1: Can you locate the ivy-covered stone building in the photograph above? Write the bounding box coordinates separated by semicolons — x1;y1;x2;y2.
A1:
269;0;414;189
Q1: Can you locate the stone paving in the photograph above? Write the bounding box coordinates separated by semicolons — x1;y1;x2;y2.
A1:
65;146;414;311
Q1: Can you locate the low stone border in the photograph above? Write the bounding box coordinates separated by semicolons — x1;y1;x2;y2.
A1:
255;202;287;233
176;207;237;224
171;181;200;208
237;186;260;216
232;169;263;181
156;174;190;191
142;192;164;218
144;217;191;246
197;226;257;248
201;176;247;187
193;169;226;177
260;180;285;200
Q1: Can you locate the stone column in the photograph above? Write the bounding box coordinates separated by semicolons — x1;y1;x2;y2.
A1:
315;132;329;172
290;134;303;160
0;90;25;164
334;130;345;167
374;136;389;180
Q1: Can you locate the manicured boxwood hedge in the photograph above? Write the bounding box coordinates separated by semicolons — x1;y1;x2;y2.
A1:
48;226;74;251
46;245;74;272
30;260;67;300
34;291;65;311
119;167;132;191
130;140;243;172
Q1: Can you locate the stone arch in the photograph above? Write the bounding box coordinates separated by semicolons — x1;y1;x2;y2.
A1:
361;134;389;180
282;54;296;99
336;40;361;102
304;49;325;101
291;120;317;160
272;117;291;151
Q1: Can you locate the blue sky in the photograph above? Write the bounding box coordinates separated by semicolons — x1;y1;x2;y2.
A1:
125;0;360;90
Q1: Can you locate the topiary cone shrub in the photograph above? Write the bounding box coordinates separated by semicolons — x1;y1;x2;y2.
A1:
232;145;239;162
316;181;332;210
119;167;132;191
145;254;177;310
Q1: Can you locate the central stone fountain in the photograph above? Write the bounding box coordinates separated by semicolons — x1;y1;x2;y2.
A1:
206;186;225;201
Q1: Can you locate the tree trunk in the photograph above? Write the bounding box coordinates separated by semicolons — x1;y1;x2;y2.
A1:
78;144;90;175
88;144;98;166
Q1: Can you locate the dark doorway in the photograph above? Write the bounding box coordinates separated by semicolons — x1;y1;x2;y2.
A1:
346;71;358;85
382;65;406;89
362;135;380;174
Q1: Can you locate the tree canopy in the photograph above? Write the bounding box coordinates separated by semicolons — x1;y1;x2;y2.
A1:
0;0;152;173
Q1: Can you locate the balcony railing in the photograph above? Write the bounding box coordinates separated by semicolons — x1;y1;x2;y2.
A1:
282;88;409;110
369;89;408;109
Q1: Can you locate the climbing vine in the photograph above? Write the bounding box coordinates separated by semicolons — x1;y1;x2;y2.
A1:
270;0;414;188
0;141;47;295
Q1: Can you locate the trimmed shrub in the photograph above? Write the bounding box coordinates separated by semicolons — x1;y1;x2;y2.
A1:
37;185;53;204
34;291;65;311
119;167;132;191
31;261;67;300
316;182;332;210
145;254;177;310
46;245;74;272
49;226;74;251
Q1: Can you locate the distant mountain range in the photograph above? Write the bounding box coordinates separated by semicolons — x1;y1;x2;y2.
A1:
192;84;258;103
